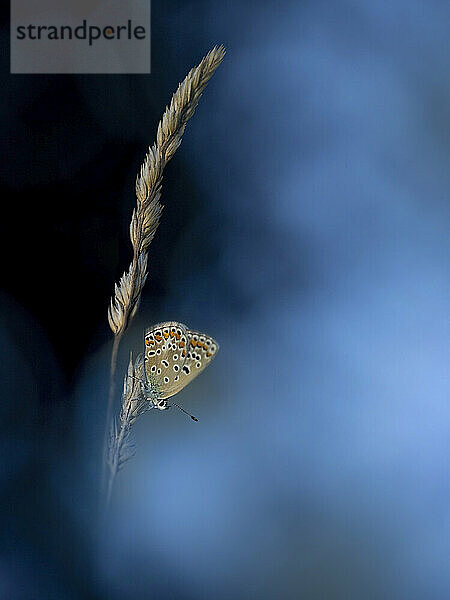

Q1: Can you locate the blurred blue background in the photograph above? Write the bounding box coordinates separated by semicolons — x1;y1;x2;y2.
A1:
0;1;448;598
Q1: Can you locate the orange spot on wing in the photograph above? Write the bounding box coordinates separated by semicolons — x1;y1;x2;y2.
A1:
170;331;175;337
145;339;150;346
176;333;181;340
155;334;162;341
182;350;186;357
191;340;197;347
206;352;212;357
179;341;185;348
163;332;169;339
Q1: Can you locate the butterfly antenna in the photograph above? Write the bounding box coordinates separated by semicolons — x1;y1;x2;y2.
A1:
170;401;198;422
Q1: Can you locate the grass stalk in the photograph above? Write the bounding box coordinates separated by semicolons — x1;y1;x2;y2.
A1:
101;45;226;507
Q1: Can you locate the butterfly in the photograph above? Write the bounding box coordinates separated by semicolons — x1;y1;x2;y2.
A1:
142;321;219;420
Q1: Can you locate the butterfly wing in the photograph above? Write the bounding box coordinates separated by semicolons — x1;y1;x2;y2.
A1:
144;323;219;400
144;321;190;399
166;329;219;397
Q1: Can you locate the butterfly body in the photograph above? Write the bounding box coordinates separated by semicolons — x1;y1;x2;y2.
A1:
143;321;219;413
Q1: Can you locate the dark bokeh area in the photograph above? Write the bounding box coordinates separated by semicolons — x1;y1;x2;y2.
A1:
1;1;449;599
